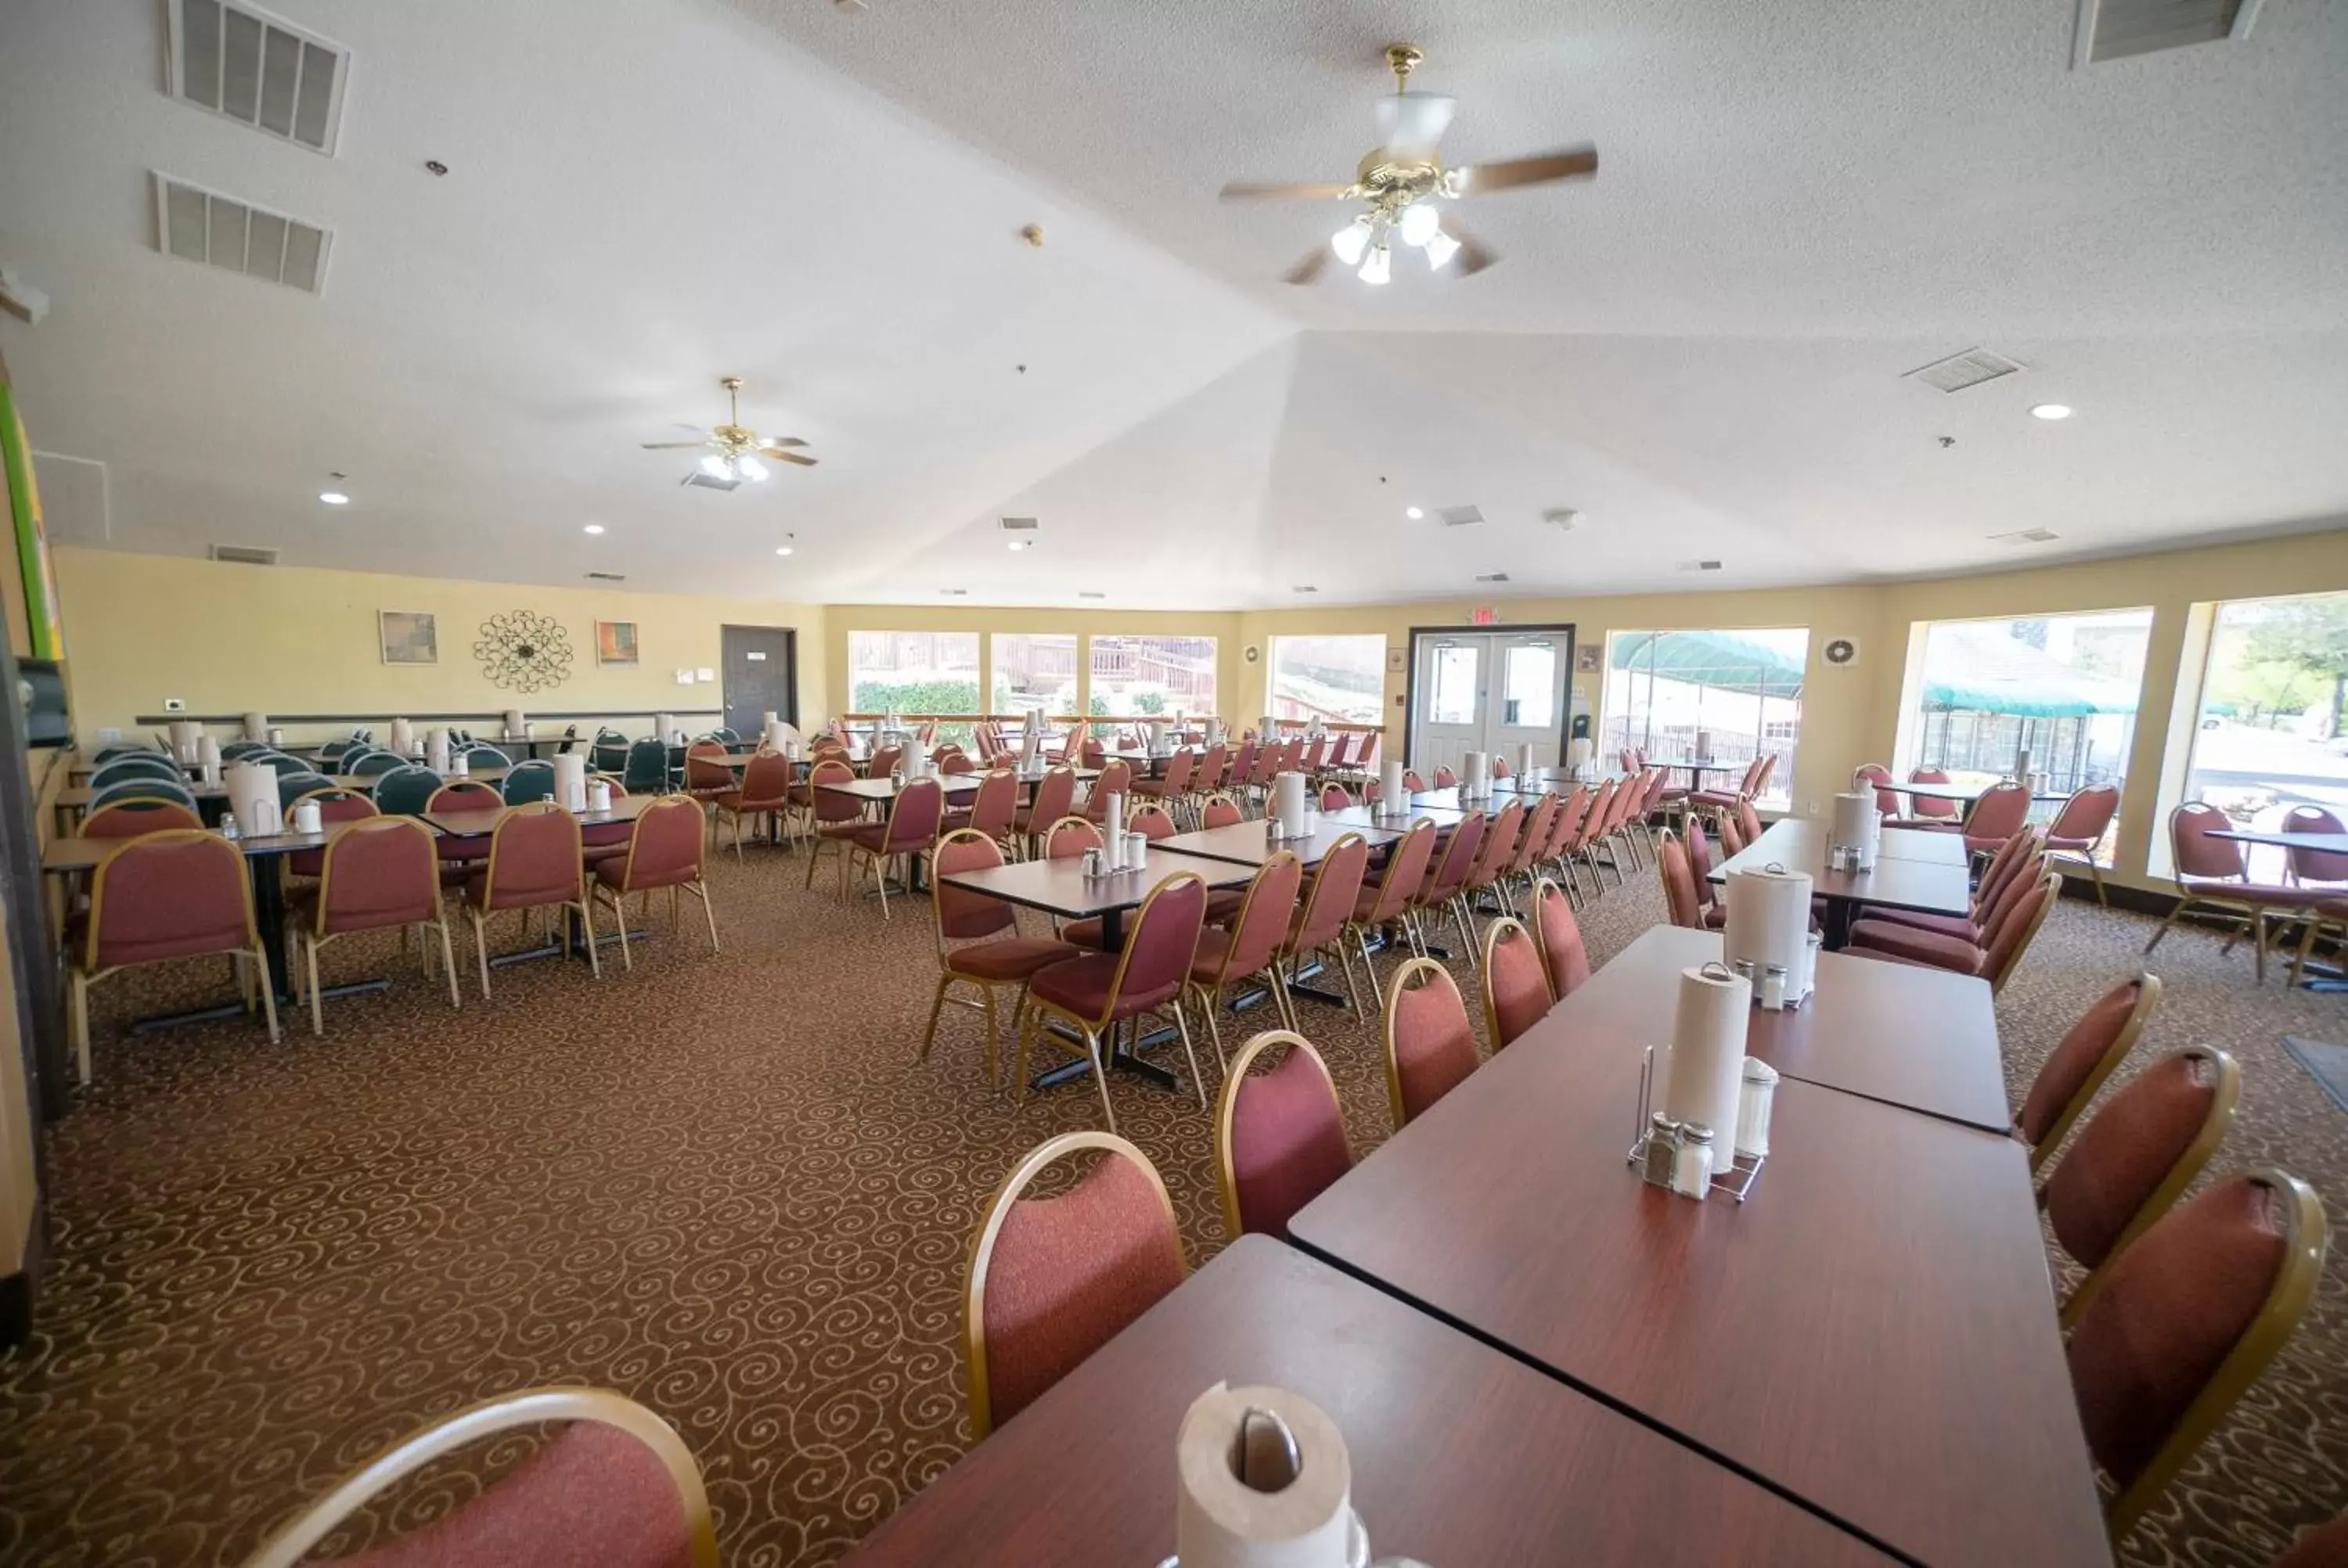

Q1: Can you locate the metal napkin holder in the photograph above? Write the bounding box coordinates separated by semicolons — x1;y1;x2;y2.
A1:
1627;1045;1765;1203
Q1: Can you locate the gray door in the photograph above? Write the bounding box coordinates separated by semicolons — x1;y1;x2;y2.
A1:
722;625;797;738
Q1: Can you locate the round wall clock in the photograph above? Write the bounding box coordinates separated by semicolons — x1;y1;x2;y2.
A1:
476;610;574;693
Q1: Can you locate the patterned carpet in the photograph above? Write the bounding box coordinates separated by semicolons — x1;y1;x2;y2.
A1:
2;834;2345;1566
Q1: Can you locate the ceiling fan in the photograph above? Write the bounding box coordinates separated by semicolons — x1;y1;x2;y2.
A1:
643;375;818;490
1219;44;1598;286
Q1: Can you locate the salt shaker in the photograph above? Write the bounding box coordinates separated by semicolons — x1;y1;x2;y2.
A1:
1760;963;1788;1012
1737;1058;1779;1160
1642;1113;1680;1187
1671;1123;1715;1200
1081;847;1103;879
1125;831;1147;868
589;779;612;812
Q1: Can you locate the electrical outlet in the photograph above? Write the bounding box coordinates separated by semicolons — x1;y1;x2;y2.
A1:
164;697;185;712
97;726;122;744
1806;798;1820;816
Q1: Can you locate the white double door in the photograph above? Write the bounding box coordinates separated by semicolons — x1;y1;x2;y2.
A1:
1410;631;1571;780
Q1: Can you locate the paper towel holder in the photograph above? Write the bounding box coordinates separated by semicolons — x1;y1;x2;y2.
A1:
1232;1407;1301;1493
1628;1042;1767;1204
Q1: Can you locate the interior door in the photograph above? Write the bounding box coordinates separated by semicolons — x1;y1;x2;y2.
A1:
1490;632;1569;770
721;625;797;737
1411;635;1489;779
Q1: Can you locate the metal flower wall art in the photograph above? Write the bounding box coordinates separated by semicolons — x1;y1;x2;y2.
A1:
475;610;574;693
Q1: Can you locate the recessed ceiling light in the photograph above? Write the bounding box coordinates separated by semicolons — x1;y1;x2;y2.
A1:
942;588;969;596
318;491;349;505
1293;585;1318;593
2029;404;2073;421
1079;591;1107;599
582;523;605;534
1007;539;1033;552
775;545;794;556
1405;506;1424;520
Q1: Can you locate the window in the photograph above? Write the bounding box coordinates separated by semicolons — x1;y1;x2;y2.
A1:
1605;628;1810;807
992;633;1078;718
847;630;981;742
1504;642;1558;728
1267;635;1386;725
1088;634;1216;717
1429;643;1480;725
2181;592;2348;881
1906;610;2149;863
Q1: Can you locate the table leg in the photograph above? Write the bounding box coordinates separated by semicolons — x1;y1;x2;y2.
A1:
1821;898;1856;951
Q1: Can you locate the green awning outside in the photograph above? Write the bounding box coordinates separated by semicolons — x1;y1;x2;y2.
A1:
1915;623;2141;717
1611;630;1808;699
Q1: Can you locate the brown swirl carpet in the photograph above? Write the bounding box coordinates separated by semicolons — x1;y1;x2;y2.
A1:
3;840;2346;1565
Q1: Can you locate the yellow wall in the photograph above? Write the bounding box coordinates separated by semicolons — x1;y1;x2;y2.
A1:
52;547;826;747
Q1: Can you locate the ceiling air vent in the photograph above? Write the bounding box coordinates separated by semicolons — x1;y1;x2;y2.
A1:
154;174;332;293
1676;559;1725;573
208;543;278;565
1903;347;2025;394
2074;0;2259;66
1990;527;2062;545
167;0;348;154
585;570;628;581
1078;591;1107;600
1438;505;1485;527
998;516;1040;534
1473;571;1511;584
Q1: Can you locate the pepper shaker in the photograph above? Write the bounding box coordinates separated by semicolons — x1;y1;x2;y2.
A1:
1643;1113;1680;1187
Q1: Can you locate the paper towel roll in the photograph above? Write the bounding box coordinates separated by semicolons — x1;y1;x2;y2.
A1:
505;708;525;738
1176;1383;1354;1568
1695;728;1712;762
1568;737;1594;771
1664;964;1752;1155
1273;772;1307;837
1462;750;1487;795
2014;746;2032;783
390;717;414;755
196;735;221;786
1516;743;1536;780
1723;865;1813;984
427;729;451;774
1829;792;1880;869
169;720;201;764
552;753;589;812
1151;719;1169;754
657;713;677;745
225;762;279;839
242;711;268;743
1380;760;1405;808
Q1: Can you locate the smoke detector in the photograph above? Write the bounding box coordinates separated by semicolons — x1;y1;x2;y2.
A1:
1543;508;1580;530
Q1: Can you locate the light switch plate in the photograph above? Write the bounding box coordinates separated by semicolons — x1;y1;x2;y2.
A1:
696;667;715;682
675;669;695;685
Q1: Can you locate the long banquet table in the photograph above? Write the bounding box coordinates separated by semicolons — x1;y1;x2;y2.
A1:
1712;817;1974;947
1285;927;2110;1566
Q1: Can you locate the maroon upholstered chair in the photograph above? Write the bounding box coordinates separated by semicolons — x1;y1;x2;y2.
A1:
67;829;279;1083
2047;784;2123;904
1853;762;1904;818
1201;793;1243;830
2144;800;2326;982
2047;1045;2241;1329
963;1132;1186;1438
1012;765;1079;857
1719;810;1747;858
1347;818;1438;1009
2274;1512;2348;1568
428;779;505;881
837;778;945;916
1463;797;1524;921
866;743;903;779
1962;782;2033;858
1319;782;1352;811
1866;826;2044;940
1658;830;1706;930
82;799;203;838
1130;748;1195;818
1129;804;1178;840
1403;768;1426;793
1848;869;2060;993
2011;974;2161;1171
1530;876;1591;998
1382;956;1480;1128
1433;765;1459;788
922;829;1079;1086
1479;915;1552;1050
2066;1168;2328;1544
718;751;794;858
1215;1031;1352;1242
461;803;598;998
1565;777;1620;892
291;816;458;1034
581;779;636;866
1684;818;1723;919
1734;797;1763;849
590;796;719;969
1278;831;1373;1020
1081;759;1135;825
1021;874;1212;1130
942;765;1020;851
2283;804;2348;886
1500;793;1561;912
285;787;380;879
1413;811;1488;963
1190;851;1305;1059
682;741;733;811
1907;766;1962;822
243;1386;715;1568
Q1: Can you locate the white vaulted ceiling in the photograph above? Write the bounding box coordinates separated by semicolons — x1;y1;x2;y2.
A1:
2;0;2344;609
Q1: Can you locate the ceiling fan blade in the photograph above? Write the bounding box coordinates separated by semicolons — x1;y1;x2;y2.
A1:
762;437;809;448
1220;180;1354;202
1442;218;1499;277
640;440;711;450
765;450;819;467
1374;92;1456;156
1453;145;1598;196
1282;246;1332;286
672;422;715;433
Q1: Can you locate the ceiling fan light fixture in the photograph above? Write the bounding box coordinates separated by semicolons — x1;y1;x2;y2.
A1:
736;454;768;482
1398;203;1441;247
1423;229;1460;270
1330;217;1374;267
699;453;730;480
1358;240;1392;286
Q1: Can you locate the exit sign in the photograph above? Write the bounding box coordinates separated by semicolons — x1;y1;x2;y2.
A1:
1469;606;1500;626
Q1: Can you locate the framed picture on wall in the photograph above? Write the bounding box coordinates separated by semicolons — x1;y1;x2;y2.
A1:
379;610;438;666
596;620;639;666
1575;643;1602;674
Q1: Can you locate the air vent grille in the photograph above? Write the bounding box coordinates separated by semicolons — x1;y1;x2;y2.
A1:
940;588;969;596
1903;347;2026;394
2076;0;2257;65
1990;527;2062;545
154;174;331;293
998;516;1039;533
1439;505;1485;527
167;0;347;153
1473;571;1511;584
1676;559;1725;573
1078;591;1107;600
208;543;278;565
585;570;628;581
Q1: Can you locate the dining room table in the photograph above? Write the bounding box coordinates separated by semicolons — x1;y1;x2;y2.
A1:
840;1235;1900;1566
1286;937;2109;1568
1709;816;1974;948
1155;815;1404;869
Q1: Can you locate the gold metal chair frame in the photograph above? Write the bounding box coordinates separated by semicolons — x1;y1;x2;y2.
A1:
68;828;281;1085
962;1131;1183;1440
238;1385;718;1568
1014;872;1212;1131
2099;1166;2327;1545
922;828;1046;1087
1527;875;1581;999
291;817;459;1034
589;797;721;971
1188;851;1305;1064
1212;1030;1345;1243
1277;830;1374;1022
1989;870;2065;994
1342;818;1437;1014
1478;915;1553;1051
2022;973;2163;1174
2054;1045;2239;1330
1381;955;1467;1132
845;779;945;918
466;802;600;999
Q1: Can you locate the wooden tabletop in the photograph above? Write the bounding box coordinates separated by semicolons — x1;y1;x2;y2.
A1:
2213;827;2348;854
1898;779;2071;804
816;775;982;804
1323;803;1462;836
1157;816;1403;867
936;848;1251;921
1287;1025;2107;1566
841;1236;1895;1566
423;795;660;836
1712;819;1973;916
40;815;387;874
1565;925;2011;1132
